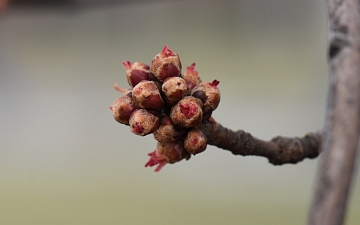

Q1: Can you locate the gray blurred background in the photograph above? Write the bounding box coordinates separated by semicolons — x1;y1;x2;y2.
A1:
1;0;359;224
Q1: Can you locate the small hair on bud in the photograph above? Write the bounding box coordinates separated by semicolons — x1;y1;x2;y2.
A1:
113;83;129;93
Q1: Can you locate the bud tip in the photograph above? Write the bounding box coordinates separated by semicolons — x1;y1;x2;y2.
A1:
186;63;196;71
122;61;132;70
161;45;175;57
145;150;167;172
210;80;220;87
134;122;144;134
179;103;198;119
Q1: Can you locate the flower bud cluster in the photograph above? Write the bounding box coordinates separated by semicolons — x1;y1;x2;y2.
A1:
111;45;220;172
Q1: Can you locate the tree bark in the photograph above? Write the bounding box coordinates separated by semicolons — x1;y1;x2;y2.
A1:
307;0;360;224
200;121;322;165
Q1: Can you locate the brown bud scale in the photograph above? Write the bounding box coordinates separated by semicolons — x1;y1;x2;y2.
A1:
184;128;207;155
191;80;220;115
162;77;187;105
170;96;203;128
153;116;185;142
156;141;190;164
111;91;137;125
122;61;150;87
150;45;182;82
132;81;164;110
129;109;160;136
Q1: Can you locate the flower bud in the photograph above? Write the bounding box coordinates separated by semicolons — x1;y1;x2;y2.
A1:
129;109;160;136
184;128;207;155
182;63;201;93
122;61;150;87
191;80;220;115
150;45;182;82
132;80;164;110
170;96;203;128
153;116;186;142
111;91;137;125
145;141;190;172
162;77;187;105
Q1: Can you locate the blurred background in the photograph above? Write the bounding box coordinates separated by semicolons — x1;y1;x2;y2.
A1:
1;0;359;224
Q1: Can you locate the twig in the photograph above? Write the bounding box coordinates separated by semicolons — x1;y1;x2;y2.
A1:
200;121;322;165
307;0;360;224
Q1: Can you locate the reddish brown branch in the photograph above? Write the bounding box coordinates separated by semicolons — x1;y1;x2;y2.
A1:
199;121;322;165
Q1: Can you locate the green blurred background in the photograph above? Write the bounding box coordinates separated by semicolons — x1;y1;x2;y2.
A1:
1;0;359;224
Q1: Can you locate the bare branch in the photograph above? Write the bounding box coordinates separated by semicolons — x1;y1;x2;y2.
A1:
307;0;360;224
200;121;322;165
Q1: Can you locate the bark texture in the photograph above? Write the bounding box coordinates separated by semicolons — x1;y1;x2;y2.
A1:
307;0;360;224
200;121;322;165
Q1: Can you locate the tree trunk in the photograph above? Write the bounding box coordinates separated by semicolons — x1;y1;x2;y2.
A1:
307;0;360;224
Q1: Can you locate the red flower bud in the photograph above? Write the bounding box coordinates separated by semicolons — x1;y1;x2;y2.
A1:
182;63;202;93
184;128;207;155
111;91;138;125
112;47;223;171
150;45;182;82
122;61;150;87
132;81;164;110
162;77;187;105
145;141;190;172
129;109;160;136
170;96;203;128
191;80;220;115
153;116;186;142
